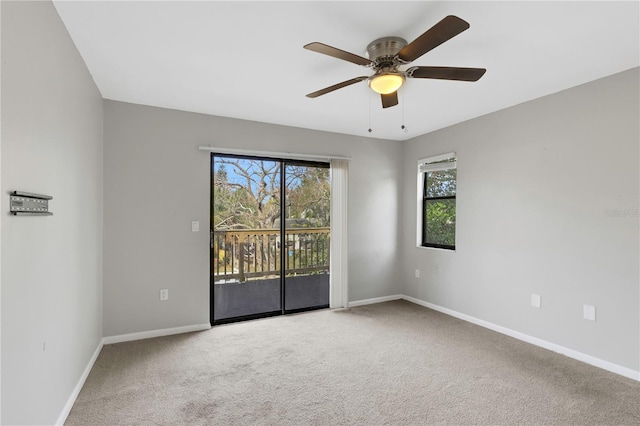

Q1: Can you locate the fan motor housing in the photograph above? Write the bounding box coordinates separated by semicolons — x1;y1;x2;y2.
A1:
366;36;407;66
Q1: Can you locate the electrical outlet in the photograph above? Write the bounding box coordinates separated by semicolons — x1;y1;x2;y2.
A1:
531;294;541;308
583;304;596;321
160;289;169;301
415;269;420;278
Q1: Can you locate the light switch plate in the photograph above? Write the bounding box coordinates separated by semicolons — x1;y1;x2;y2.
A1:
531;294;541;308
191;221;199;232
583;304;596;321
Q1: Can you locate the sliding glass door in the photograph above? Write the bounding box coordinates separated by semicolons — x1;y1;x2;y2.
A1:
211;157;282;322
283;163;330;312
211;154;330;324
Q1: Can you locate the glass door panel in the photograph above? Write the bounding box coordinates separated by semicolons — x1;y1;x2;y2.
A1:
283;163;330;312
212;156;282;322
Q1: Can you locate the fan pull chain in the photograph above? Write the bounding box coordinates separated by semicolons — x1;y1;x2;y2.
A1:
368;92;373;133
401;86;408;133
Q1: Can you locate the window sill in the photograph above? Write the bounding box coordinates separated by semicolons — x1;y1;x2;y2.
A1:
416;245;456;253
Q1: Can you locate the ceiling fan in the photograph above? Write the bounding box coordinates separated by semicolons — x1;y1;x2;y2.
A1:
304;15;486;109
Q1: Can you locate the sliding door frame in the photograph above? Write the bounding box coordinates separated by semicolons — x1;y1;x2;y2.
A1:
210;153;330;325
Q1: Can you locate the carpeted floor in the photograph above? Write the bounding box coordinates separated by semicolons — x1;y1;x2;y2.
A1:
66;300;640;425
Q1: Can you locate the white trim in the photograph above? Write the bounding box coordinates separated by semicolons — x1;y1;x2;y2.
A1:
56;339;104;426
199;145;351;162
415;169;423;247
416;245;456;253
103;323;211;345
348;294;403;307
401;295;640;382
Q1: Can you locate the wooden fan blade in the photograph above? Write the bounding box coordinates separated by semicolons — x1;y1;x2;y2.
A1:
304;42;373;67
306;76;369;98
397;15;470;63
381;91;398;108
408;66;486;81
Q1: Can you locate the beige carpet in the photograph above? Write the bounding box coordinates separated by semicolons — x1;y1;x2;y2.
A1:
66;300;640;425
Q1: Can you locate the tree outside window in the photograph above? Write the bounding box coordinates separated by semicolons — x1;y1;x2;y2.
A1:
420;156;456;250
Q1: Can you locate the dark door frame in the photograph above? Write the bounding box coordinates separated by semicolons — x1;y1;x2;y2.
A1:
210;153;330;325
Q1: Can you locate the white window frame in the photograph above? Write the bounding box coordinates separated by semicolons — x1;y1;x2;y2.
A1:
416;152;457;250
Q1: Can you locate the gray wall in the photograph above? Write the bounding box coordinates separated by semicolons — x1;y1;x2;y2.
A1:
103;100;402;336
1;1;104;425
1;3;635;423
401;68;639;371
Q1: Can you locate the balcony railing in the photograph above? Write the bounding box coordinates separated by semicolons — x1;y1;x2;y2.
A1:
212;228;330;282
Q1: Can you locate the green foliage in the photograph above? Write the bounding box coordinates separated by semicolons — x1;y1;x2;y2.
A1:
286;166;330;228
424;168;456;247
425;199;456;246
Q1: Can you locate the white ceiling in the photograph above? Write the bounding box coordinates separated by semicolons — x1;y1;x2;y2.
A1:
52;1;639;141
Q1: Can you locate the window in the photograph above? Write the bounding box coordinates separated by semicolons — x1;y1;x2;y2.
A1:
418;153;456;250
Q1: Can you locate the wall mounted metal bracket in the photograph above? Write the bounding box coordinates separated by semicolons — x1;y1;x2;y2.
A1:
10;191;53;216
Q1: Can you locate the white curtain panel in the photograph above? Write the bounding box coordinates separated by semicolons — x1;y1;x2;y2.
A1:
330;159;349;308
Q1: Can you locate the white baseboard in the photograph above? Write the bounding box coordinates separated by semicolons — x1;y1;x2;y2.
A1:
103;323;211;345
402;295;640;382
348;294;403;307
56;339;104;426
